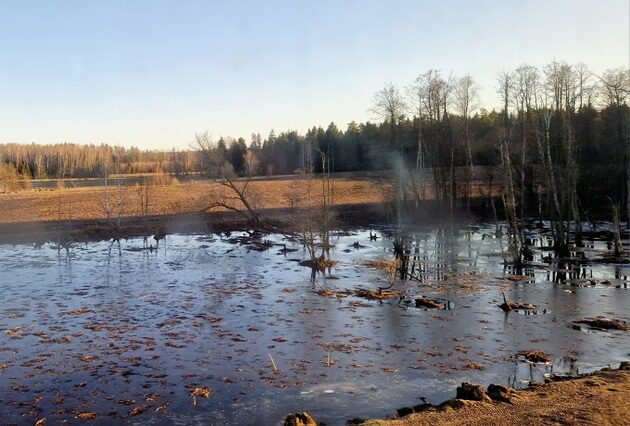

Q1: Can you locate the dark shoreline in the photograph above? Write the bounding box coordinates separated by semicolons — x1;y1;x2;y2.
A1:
0;202;394;245
0;198;626;246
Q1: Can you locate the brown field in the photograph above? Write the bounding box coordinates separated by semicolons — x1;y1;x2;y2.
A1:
0;177;387;224
362;369;630;426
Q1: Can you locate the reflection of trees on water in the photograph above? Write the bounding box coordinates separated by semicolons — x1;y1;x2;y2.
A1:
387;225;460;283
508;357;579;388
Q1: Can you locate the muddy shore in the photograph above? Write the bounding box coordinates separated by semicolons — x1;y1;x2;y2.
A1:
0;202;395;244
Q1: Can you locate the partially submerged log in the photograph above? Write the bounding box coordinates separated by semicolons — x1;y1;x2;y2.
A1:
499;292;536;312
573;318;629;331
354;288;403;300
415;297;444;309
517;350;553;363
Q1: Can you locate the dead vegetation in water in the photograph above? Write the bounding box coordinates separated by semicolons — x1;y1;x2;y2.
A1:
354;288;403;300
299;258;338;271
315;287;401;300
499;292;537;312
364;258;397;271
316;288;352;298
75;412;97;420
190;386;213;398
516;350;553;363
573;318;629;331
190;386;213;406
424;273;487;294
496;274;531;282
415;298;445;309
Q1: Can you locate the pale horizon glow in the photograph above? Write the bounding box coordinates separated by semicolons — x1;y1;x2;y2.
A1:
1;0;628;150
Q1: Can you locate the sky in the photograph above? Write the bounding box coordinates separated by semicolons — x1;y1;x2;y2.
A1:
0;0;628;150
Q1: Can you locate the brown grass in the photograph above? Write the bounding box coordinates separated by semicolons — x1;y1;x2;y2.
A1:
362;369;630;426
0;177;385;224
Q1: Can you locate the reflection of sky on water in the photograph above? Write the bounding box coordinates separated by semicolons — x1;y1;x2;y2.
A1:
0;224;628;425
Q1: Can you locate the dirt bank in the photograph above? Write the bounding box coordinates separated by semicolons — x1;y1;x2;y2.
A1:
360;367;630;426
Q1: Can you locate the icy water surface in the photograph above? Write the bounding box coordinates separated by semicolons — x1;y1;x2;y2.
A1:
0;224;628;425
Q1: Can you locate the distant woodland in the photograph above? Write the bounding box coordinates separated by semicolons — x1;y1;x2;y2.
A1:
1;61;628;213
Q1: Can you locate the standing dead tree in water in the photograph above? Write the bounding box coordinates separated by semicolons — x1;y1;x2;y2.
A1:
608;197;624;258
529;61;582;253
453;74;479;212
510;64;539;223
196;132;263;228
407;78;428;205
411;69;453;208
596;67;630;231
497;70;524;266
290;148;334;273
372;83;410;278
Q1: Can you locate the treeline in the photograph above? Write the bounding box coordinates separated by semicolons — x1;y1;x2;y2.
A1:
0;143;196;179
201;61;629;214
0;61;628;212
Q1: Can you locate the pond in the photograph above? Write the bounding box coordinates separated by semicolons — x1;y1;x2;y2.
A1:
0;222;628;425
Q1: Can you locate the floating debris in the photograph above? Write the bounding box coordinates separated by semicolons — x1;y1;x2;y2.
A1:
354;288;403;300
517;350;553;363
415;298;444;309
129;405;148;416
499;292;537;312
573;318;629;331
75;412;97;420
79;355;99;362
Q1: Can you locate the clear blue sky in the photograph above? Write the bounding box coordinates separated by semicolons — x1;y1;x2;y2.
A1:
1;0;628;149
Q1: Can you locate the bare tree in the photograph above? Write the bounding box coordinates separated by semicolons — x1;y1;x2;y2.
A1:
406;78;428;204
597;67;630;108
372;83;408;236
100;169;127;230
415;69;452;124
496;70;524;265
453;74;479;209
574;63;598;108
511;64;539;220
196;132;263;227
371;83;407;146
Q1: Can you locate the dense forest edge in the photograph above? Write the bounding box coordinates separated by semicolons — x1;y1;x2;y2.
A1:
1;61;628;224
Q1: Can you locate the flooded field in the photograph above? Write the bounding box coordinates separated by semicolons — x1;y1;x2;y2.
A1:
0;223;628;425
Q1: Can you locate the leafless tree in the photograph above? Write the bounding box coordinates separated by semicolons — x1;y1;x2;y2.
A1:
371;83;408;224
371;83;407;146
496;70;523;264
574;63;598;108
453;74;479;209
196;132;263;227
597;67;630;108
100;170;127;230
415;69;452;124
510;64;539;220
